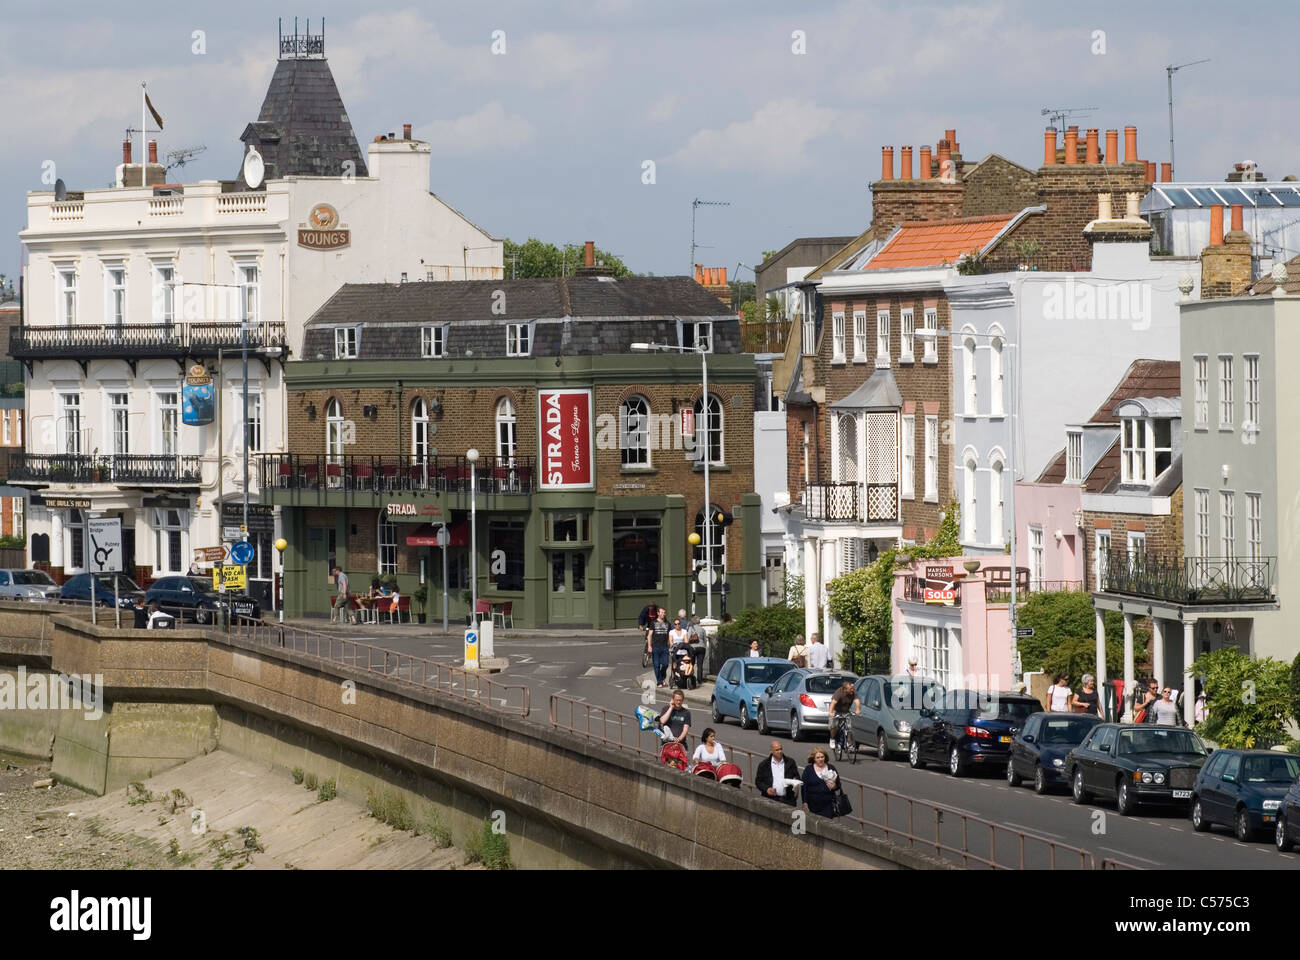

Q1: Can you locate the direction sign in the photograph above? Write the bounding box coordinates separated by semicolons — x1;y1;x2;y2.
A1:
229;540;256;566
212;565;247;591
87;518;123;573
194;546;227;564
464;627;479;668
222;525;243;541
1014;626;1035;638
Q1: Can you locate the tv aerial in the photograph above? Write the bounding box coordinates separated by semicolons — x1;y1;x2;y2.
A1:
1040;107;1098;135
165;144;207;173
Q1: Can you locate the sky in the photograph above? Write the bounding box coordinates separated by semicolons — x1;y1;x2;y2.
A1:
4;0;1299;286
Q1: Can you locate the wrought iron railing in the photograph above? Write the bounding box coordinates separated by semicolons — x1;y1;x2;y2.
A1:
10;321;288;358
802;481;898;523
258;453;536;495
7;453;201;486
1102;550;1276;604
739;319;793;354
983;566;1031;604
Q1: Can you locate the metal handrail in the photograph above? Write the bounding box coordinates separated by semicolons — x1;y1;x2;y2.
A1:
259;452;536;495
547;693;1140;871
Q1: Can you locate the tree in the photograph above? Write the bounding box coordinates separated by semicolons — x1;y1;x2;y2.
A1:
717;603;804;656
826;553;894;674
502;238;633;278
1290;652;1300;727
1015;590;1148;676
729;279;755;306
1042;634;1123;682
1193;647;1293;748
739;300;758;324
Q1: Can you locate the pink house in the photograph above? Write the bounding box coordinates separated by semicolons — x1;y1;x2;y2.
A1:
1013;482;1085;586
891;555;1028;691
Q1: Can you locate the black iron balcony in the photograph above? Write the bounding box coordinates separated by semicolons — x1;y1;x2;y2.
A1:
7;453;201;486
802;481;898;523
10;321;288;360
1101;549;1276;604
258;453;536;495
902;574;963;606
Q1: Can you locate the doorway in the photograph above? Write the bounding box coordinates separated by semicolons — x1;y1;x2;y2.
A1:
547;550;589;623
306;526;332;616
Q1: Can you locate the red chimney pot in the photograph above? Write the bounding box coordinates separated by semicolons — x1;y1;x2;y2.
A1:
1209;205;1224;246
584;240;595;268
899;146;913;180
1124;126;1138;163
1231;205;1244;232
881;146;894;181
1085;129;1099;165
403;123;412;140
1063;128;1078;164
919;146;933;179
1105;129;1119;166
1043;129;1056;166
148;140;158;164
122;139;132;165
1160;162;1172;183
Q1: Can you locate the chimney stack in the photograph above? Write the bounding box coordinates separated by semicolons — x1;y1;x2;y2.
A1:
1202;204;1253;298
148;140;158;164
584;241;595;268
1063;127;1078;164
1160;162;1172;183
900;146;913;180
1124;126;1138;163
1097;193;1113;221
695;265;703;283
881;146;894;181
1085;129;1099;164
919;145;932;179
1105;129;1118;166
945;129;958;153
1043;128;1057;165
403;123;412;140
123;139;132;164
936;139;951;168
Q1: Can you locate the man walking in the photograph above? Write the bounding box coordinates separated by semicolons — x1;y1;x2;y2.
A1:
755;741;800;806
330;566;352;624
646;607;672;686
808;632;830;670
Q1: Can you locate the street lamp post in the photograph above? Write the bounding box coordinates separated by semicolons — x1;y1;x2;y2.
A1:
466;448;479;626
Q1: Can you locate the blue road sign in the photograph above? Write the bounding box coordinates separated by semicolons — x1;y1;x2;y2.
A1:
230;540;256;566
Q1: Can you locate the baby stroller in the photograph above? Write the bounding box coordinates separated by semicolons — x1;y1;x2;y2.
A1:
670;642;698;690
692;760;717;780
660;741;689;771
716;762;743;788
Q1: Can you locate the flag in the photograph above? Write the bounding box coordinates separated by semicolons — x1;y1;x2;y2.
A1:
145;93;164;130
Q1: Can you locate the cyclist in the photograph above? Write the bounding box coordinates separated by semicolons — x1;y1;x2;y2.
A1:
829;680;860;755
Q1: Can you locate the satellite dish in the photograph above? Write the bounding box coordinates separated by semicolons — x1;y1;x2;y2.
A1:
242;146;264;189
54;178;66;202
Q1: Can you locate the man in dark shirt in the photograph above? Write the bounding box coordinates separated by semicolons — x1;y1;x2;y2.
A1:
658;690;691;744
132;597;148;630
646;608;671;686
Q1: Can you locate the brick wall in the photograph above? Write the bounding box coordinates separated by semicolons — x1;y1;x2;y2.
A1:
870;181;964;234
1083;486;1184;583
960;155;1039;217
1032;163;1148;266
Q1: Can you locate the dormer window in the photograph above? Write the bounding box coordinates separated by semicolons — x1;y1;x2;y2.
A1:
1065;431;1082;482
1120;417;1172;485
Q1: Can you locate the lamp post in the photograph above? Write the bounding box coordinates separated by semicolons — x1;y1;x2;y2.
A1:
274;537;286;622
466;447;479;625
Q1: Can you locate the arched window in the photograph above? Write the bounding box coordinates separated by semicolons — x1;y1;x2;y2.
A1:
990;337;1005;416
620;395;650;467
693;394;723;466
836;414;858;483
411;398;429;464
963;337;978;415
989;458;1005;546
496;397;516;462
694;504;726;578
963;456;978;543
325;398;344;464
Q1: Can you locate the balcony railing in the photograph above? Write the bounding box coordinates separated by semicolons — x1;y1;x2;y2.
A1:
902;575;963;606
1101;550;1276;604
259;454;536;495
983;566;1031;604
802;481;898;523
10;321;288;359
740;319;793;354
8;453;201;486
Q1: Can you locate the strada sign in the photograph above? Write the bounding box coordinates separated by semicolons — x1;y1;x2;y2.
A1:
538;388;594;490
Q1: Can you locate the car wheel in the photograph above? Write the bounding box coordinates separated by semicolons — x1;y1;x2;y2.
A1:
909;738;924;770
949;746;965;777
196;607;211;625
876;730;889;761
1116;778;1137;816
1235;806;1254;843
1071;768;1088;804
757;706;770;736
790;712;802;742
1033;764;1049;795
710;698;724;724
738;704;752;730
1006;759;1022;787
1191;798;1210;832
1276;816;1294;853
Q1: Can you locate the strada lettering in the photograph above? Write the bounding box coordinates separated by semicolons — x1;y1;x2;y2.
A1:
545;393;564;484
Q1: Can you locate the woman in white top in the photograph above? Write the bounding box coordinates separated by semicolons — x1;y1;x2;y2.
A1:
691;728;727;771
1046;674;1072;712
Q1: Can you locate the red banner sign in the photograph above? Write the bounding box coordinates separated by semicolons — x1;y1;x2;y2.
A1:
539;388;594;490
681;408;695;438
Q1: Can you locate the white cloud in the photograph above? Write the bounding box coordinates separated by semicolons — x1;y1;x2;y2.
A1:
421;102;536;155
646;95;680;123
668;98;840;175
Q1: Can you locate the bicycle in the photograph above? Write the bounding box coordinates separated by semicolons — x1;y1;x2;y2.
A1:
831;712;857;764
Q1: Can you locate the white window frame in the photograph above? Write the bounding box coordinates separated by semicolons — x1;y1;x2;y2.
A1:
1065;431;1083;483
1247;492;1262;562
421;325;446;358
620;395;651;468
65;509;87;573
108;391;130;456
922;307;938;363
153;508;188;576
378;515;398;575
325;398;345;465
900;308;915;362
962;458;978;542
1244;354;1259;433
152;262;176;324
682;321;712;353
1;411;9;446
989;458;1005;546
852;309;867;361
105;264;126;329
59;392;82;456
156;389;179;457
334;327;358;359
237;262;259;325
963;337;978;415
411;398;429;464
1218;355;1233;430
57;266;77;326
1096;530;1111;589
695;393;725;466
496;397;518;461
876;310;890;368
1127;530;1145;560
990;337;1005;417
1220;490;1235;558
506;322;532;357
1029;525;1044;588
236;383;262;452
901;414;915;500
831;311;845;362
1121;418;1148;484
1193;354;1208;428
1195;488;1210;559
802;314;816;356
924;415;938;502
10;497;22;540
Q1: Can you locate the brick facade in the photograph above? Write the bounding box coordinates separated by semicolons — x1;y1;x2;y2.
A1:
1082;486;1185;585
960;155;1039;218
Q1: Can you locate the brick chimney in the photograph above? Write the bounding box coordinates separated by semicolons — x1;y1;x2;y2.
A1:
123;139;132;164
148;140;158;164
1160;162;1172;183
584;240;595;268
871;130;964;233
696;265;732;307
1201;205;1252;298
403;123;412;140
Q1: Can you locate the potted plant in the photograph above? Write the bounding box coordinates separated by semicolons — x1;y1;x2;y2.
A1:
412;585;428;624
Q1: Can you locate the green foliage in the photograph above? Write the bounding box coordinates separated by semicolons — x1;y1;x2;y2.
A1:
955;249;986;275
826;550;895;674
782;573;804;610
463;818;513;870
1291;653;1300;725
503;238;632;278
0;534;24;549
740;299;758;324
366;790;416;832
317;778;337;803
412;585;428;610
907;504;961;560
717;603;804;653
1193;647;1293;749
421;808;453;849
760;249;780;263
764;297;785;321
1015;590;1146;676
1041;634;1123;682
303;771;318;792
730;280;755;305
291;767;304;785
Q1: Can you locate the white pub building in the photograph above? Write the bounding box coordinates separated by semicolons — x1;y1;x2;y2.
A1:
14;26;501;606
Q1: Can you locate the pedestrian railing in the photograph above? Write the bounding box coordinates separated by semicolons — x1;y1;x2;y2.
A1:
548;693;1142;871
233;622;530;717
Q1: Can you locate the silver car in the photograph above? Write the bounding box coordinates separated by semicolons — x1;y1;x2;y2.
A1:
0;568;61;601
851;675;946;760
757;668;858;741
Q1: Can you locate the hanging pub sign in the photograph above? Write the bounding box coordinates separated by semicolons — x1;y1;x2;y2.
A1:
538;388;594;490
182;364;214;426
298;202;350;250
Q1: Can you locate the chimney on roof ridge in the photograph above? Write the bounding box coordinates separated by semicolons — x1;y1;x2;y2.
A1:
148;140;158;164
919;145;932;179
1063;127;1078;164
1146;161;1156;183
1202;204;1252;299
1124;126;1138;163
1085;129;1099;164
881;146;894;181
403;123;412;140
900;145;913;180
122;139;132;165
1160;162;1172;183
1105;129;1118;166
584;240;595;268
1209;205;1224;246
1043;128;1057;166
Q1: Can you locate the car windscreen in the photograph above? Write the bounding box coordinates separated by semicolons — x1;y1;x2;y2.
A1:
13;571;56;586
882;681;943;711
186;578;221;595
1039;718;1099;744
1242;755;1300;782
744;663;793;686
805;675;855;695
1117;728;1206;757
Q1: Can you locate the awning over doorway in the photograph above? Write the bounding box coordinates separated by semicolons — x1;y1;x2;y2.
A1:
405;520;469;547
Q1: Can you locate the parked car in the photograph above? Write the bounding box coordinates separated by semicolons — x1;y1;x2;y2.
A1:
0;568;61;602
1065;723;1208;815
1275;772;1300;853
850;675;946;760
145;575;262;624
710;657;797;729
908;690;1042;776
756;668;859;741
1007;712;1104;793
1191;749;1300;842
58;572;144;608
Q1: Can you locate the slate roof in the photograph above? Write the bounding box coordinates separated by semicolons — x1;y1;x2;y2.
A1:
829;367;903;410
236;58;368;184
302;277;740;360
1248;254;1300;295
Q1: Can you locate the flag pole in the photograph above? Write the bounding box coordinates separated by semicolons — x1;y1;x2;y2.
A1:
141;81;147;177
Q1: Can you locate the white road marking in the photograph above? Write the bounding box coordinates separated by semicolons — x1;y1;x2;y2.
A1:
1101;846;1162;866
1005;823;1066;840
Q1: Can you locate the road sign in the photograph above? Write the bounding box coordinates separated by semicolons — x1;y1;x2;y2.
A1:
436;523;449;548
1015;626;1035;638
222;526;243;541
87;518;123;573
697;567;718;586
194;546;226;564
213;565;247;591
229;540;256;565
464;627;479;669
680;408;695;439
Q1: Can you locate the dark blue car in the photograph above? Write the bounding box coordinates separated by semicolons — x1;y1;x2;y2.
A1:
908;690;1042;777
1007;712;1103;793
1191;749;1300;842
58;572;145;608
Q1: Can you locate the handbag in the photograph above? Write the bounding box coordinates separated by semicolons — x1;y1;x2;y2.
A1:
831;789;853;818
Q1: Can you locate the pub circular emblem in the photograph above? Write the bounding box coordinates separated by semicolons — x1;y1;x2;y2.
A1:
308;203;339;229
